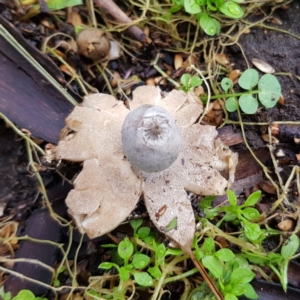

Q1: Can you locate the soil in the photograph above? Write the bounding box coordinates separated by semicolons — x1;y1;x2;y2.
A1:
1;1;300;299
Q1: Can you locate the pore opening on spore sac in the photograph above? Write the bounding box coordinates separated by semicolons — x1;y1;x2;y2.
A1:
139;111;172;145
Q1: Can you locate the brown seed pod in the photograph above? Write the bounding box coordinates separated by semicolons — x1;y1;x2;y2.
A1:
215;53;229;66
76;28;111;61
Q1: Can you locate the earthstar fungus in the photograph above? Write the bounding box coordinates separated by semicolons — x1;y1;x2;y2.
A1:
55;86;238;250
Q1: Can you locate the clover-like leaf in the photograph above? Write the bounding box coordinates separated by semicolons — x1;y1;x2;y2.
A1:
226;97;238;112
258;74;281;108
221;78;233;93
190;75;202;87
238;69;259;90
239;94;258;114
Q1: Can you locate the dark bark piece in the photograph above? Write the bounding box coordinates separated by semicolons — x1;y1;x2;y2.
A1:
240;280;300;300
234;148;270;181
4;209;62;297
0;14;79;143
0;14;65;84
217;125;243;146
288;261;300;288
0;35;74;144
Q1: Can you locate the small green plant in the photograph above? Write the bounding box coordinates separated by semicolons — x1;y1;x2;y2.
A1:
192;236;258;299
21;0;83;11
0;288;48;300
220;69;281;114
180;73;202;92
200;190;263;242
87;217;260;300
169;0;244;36
243;234;300;292
90;220;182;299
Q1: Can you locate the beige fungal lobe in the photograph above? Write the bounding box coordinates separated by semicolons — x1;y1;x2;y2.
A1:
122;104;182;173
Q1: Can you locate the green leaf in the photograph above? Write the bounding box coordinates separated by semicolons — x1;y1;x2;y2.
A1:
199;196;215;209
190;75;202;87
225;97;238;112
281;234;300;259
143;235;155;245
227;190;237;206
215;248;235;262
0;288;11;300
132;253;151;269
243;190;261;207
184;0;202;14
168;4;183;13
279;261;289;292
202;255;223;278
239;94;258;114
12;290;35;300
181;74;191;87
267;252;284;265
138;227;151;239
229;283;247;296
166;248;182;256
203;237;215;254
243;220;261;241
223;211;237;222
243;283;259;299
46;0;83;11
242;207;260;220
132;271;153;286
200;14;218;36
233;255;249;268
218;2;244;18
130;219;143;233
148;266;162;279
221;78;233;93
230;267;255;284
171;0;184;5
224;294;238;300
242;252;269;266
101;243;118;248
74;25;84;35
207;0;218;11
118;237;133;264
165;217;178;231
156;243;167;265
238;69;259;90
108;249;123;266
98;262;116;270
204;207;219;219
119;266;130;281
258;74;281;108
